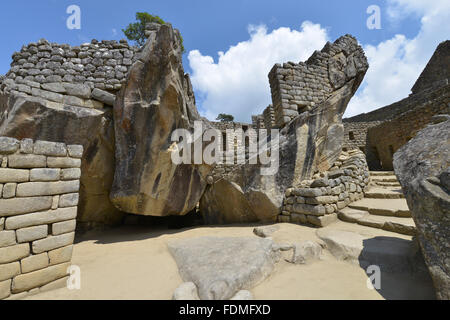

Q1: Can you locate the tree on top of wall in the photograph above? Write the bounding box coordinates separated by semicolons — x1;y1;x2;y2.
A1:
216;114;235;122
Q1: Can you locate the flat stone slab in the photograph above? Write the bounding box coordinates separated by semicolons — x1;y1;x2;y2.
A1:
370;171;395;176
365;187;405;199
349;198;410;217
316;229;422;273
168;236;281;300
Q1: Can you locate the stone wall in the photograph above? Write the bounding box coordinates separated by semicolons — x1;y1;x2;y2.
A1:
268;35;366;128
262;105;276;130
278;149;370;227
0;137;82;300
367;86;450;170
4;38;138;92
0;38;139;110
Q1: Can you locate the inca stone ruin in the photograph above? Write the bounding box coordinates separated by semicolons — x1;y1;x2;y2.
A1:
0;18;448;301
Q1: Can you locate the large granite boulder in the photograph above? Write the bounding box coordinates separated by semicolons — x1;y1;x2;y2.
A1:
200;35;368;224
393;115;450;300
0;91;123;226
111;23;212;216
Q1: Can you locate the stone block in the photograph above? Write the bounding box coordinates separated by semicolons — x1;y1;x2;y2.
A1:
291;213;307;224
0;168;29;183
20;253;49;273
293;188;323;197
2;183;17;199
0;279;11;299
67;145;83;158
91;88;115;106
33;141;67;157
47;157;81;168
293;203;326;216
0;196;53;217
62;82;91;99
52;220;76;236
48;245;73;265
0;137;19;154
16;225;48;243
32;232;75;254
40;276;69;293
61;168;81;180
30;168;60;182
0;217;4;231
305;195;339;205
307;213;338;227
11;262;70;293
16;180;80;197
8;154;46;168
0;230;16;248
0;243;30;264
5;207;77;229
0;262;20;281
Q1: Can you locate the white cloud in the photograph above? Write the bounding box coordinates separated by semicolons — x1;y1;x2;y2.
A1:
346;0;450;117
188;21;328;122
188;0;450;122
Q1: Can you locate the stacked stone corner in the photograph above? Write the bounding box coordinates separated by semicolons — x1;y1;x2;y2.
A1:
0;137;82;300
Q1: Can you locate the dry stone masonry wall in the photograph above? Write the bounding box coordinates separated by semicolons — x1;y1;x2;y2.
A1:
0;137;82;300
0;38;140;110
278;149;370;227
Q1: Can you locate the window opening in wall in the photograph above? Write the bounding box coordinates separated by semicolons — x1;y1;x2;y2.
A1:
349;131;355;141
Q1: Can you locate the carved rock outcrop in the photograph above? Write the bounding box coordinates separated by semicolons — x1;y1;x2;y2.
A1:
111;23;212;216
200;35;368;224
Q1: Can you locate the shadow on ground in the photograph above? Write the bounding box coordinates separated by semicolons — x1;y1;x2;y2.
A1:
358;236;435;300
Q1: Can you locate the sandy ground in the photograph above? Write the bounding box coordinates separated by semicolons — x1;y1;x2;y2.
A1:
25;221;435;300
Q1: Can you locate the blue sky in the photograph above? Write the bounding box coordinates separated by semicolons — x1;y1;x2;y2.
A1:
1;0;448;121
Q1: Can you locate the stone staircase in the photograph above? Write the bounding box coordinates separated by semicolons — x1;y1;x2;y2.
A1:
338;171;416;236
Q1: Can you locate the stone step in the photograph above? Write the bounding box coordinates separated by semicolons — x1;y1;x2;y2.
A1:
371;176;399;182
338;208;416;236
369;171;395;176
374;181;402;187
364;187;405;199
348;198;411;217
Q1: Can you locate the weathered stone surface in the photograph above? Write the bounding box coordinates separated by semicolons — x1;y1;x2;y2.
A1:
32;232;75;254
16;180;79;197
253;225;280;238
200;35;368;223
111;23;212;216
168;236;281;300
5;207;77;229
172;282;200;300
0;137;19;154
11;262;70;293
0;262;20;281
91;88;115;106
30;168;60;182
33;140;67;156
0;243;30;264
393;116;450;300
20;253;49;273
0;168;29;183
0;93;123;225
2;183;16;198
47;157;81;168
287;241;322;264
52;220;76;235
0;196;53;217
67;145;83;158
48;245;73;265
0;279;11;299
7;154;46;168
58;193;79;208
16;225;48;243
230;290;253;300
61;168;81;180
307;213;338;227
